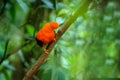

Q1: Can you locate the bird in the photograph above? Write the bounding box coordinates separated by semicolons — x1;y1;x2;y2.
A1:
35;21;59;54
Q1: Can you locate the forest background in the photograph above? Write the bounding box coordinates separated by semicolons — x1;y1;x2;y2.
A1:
0;0;120;80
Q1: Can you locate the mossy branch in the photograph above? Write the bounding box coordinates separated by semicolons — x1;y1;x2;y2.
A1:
23;0;92;80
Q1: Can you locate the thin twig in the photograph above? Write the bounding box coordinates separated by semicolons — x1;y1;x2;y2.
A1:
0;39;9;64
5;39;34;59
0;39;33;64
23;0;92;80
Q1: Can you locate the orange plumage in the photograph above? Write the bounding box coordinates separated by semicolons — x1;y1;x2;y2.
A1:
36;22;58;47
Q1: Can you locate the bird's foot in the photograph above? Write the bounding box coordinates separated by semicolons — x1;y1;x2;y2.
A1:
43;48;48;54
53;38;56;42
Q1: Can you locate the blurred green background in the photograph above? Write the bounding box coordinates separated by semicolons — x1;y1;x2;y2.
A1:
0;0;120;80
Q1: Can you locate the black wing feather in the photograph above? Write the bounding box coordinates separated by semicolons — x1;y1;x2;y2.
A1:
35;38;44;47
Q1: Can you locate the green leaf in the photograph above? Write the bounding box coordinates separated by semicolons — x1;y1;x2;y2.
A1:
3;70;9;80
58;71;65;80
26;24;34;36
41;0;53;9
52;0;57;10
2;61;15;70
9;5;16;21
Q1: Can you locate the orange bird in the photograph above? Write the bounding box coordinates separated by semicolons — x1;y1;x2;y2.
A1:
36;21;59;54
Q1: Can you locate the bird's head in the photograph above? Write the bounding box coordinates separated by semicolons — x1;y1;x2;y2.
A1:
50;22;59;29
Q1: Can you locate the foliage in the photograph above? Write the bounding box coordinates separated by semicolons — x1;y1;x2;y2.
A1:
0;0;120;80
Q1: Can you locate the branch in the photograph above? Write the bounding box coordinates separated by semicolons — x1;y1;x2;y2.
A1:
23;0;92;80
